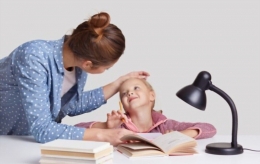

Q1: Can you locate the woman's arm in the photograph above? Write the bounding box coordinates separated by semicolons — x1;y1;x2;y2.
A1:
83;128;135;146
13;43;86;143
67;71;149;116
102;79;121;101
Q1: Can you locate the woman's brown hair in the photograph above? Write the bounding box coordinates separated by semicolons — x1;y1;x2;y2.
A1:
67;12;125;67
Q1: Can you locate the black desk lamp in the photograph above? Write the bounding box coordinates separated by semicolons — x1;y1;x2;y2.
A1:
176;71;243;155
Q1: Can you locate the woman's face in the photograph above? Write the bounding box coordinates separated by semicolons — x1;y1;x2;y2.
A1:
86;65;113;74
80;60;116;74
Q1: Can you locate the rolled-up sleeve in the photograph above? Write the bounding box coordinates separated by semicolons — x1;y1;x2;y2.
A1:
13;45;85;143
67;87;107;116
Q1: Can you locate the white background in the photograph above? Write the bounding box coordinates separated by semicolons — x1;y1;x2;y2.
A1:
0;0;259;135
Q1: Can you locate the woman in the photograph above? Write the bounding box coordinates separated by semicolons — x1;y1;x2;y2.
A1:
0;12;149;146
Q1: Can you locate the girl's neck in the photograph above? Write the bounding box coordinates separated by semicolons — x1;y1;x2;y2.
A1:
129;106;153;132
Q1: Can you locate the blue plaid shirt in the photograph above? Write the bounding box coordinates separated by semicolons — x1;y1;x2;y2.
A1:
0;37;106;143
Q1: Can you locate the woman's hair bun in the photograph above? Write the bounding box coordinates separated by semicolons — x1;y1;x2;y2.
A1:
68;11;125;66
88;12;110;35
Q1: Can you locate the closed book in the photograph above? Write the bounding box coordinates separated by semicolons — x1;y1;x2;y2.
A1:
40;139;111;153
39;153;113;164
41;146;113;160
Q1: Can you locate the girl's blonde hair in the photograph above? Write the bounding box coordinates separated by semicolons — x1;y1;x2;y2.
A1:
135;78;156;108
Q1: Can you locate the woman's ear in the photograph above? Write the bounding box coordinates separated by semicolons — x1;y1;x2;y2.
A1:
82;60;93;70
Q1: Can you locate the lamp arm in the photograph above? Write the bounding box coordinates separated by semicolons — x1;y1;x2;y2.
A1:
208;83;238;147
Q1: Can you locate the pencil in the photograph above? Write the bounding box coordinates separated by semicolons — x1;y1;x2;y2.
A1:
119;101;126;123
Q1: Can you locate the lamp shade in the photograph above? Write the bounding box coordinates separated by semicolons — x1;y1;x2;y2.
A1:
176;85;206;110
176;71;211;111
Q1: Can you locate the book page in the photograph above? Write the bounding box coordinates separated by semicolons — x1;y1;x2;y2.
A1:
153;131;196;154
119;143;161;151
117;146;167;158
136;133;162;141
120;134;163;152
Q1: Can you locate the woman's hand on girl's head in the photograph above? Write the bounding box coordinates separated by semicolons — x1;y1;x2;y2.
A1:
106;110;128;129
120;71;150;82
102;71;149;101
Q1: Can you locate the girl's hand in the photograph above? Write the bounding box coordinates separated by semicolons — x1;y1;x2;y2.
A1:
164;130;174;134
106;110;128;129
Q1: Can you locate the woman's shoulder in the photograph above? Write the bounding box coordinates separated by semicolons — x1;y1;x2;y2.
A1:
13;37;64;61
18;38;59;51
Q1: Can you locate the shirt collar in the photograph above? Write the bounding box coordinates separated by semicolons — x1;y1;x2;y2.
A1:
53;36;65;74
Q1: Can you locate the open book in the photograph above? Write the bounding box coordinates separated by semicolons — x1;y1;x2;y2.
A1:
136;133;162;141
117;131;197;158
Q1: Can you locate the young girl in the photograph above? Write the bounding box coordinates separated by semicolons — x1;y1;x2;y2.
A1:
75;78;216;139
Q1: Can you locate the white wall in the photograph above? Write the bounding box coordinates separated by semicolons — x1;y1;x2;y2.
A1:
1;0;259;135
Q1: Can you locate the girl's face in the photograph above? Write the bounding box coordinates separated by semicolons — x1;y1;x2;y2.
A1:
119;78;155;112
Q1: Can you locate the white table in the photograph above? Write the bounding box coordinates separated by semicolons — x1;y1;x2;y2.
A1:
0;135;260;164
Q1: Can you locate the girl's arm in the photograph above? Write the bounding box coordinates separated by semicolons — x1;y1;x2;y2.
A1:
161;119;217;139
179;129;200;138
75;121;107;129
75;110;128;129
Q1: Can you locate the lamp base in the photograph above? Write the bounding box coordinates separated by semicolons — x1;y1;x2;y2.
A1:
205;142;243;155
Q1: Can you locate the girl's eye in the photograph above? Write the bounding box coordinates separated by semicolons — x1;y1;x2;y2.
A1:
122;92;127;97
134;86;139;90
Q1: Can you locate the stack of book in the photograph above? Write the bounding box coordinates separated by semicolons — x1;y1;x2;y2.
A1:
39;139;113;164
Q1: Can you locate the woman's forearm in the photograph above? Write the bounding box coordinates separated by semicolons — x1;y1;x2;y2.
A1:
102;78;122;100
83;128;104;141
83;128;135;146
